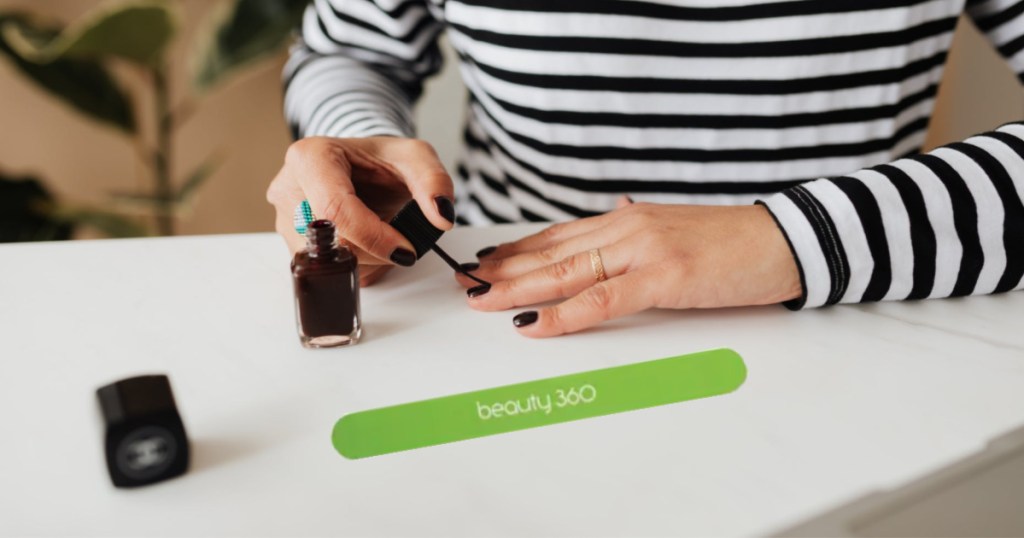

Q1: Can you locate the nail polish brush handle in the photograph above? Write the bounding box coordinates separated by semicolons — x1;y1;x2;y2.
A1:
388;200;491;287
431;245;491;287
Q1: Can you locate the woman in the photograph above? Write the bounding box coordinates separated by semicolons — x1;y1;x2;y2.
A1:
267;0;1024;337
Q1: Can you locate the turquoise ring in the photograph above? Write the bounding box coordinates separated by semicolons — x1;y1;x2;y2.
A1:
293;200;315;235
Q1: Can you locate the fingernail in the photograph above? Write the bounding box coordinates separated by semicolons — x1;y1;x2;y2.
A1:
625;195;635;203
460;262;480;272
435;196;456;223
513;311;538;328
467;284;491;298
476;246;497;258
390;248;417;267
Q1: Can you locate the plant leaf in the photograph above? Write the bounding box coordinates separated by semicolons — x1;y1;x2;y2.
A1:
0;172;74;242
108;190;166;210
177;154;222;202
1;1;178;67
50;206;149;238
192;0;308;91
0;14;135;132
108;190;190;218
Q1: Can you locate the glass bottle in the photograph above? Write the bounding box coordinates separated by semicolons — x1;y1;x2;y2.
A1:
291;219;361;348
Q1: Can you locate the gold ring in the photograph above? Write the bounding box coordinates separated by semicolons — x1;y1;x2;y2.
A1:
588;248;607;283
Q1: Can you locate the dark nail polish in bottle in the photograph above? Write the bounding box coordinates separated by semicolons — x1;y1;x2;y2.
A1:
291;219;361;348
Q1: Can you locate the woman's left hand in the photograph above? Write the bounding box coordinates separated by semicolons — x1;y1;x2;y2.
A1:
455;201;803;337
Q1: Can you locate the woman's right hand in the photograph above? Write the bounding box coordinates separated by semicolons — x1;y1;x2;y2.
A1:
266;136;456;286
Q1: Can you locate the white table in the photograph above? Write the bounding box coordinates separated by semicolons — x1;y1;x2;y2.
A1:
1;224;1022;537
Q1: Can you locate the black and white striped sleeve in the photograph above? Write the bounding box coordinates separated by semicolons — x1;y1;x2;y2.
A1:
760;122;1024;309
283;0;445;140
759;0;1024;309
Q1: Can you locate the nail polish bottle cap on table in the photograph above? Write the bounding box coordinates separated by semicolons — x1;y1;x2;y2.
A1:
389;200;444;259
97;374;189;488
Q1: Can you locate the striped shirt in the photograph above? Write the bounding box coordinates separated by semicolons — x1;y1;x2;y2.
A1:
283;0;1024;309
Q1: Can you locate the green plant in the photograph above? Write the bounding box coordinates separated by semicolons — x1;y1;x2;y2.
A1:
0;0;308;239
0;173;73;242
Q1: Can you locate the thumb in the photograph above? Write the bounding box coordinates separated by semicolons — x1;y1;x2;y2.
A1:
387;140;456;231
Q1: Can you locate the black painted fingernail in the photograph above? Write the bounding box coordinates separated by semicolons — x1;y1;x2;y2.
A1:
390;248;417;267
460;262;480;272
513;311;538;328
625;195;635;203
476;246;497;258
435;196;456;223
467;284;491;298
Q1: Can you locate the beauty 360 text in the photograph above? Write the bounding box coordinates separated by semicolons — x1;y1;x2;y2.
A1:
475;384;597;420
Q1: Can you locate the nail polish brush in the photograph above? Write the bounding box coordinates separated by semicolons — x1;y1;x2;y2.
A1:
389;200;491;287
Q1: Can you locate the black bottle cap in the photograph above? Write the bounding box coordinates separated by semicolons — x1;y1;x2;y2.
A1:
389;200;443;259
97;375;189;488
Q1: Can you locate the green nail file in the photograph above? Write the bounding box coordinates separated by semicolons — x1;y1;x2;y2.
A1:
333;348;746;459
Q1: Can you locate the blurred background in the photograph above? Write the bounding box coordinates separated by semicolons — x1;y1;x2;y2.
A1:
0;0;1021;241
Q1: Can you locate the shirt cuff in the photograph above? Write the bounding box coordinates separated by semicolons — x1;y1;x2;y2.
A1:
757;189;842;310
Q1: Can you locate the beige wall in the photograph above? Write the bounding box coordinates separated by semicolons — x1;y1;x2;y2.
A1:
0;0;292;236
0;4;1020;238
928;17;1024;148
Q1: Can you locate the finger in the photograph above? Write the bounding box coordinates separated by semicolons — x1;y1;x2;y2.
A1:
267;170;309;255
456;224;634;287
275;210;388;266
479;215;616;262
293;144;417;265
378;140;456;231
359;264;392;287
513;270;655;338
269;171;392;264
347;245;392;266
467;243;630;311
615;195;634;209
275;215;308;255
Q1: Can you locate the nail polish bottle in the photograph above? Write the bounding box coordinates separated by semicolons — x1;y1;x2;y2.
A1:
292;219;361;348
